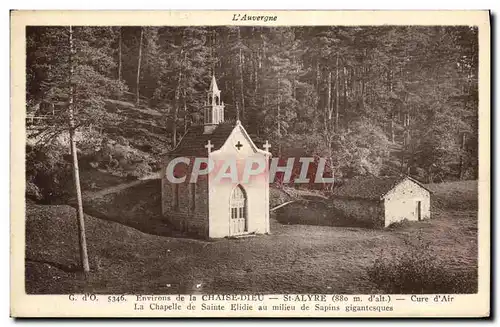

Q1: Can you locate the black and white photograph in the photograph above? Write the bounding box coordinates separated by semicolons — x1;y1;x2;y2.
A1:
10;10;490;317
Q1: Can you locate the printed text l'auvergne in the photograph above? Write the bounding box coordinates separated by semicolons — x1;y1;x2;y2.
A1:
232;14;278;22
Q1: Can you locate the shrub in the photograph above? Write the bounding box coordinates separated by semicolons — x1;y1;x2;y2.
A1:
387;219;412;230
116;136;130;146
127;160;152;177
87;139;154;177
26;143;72;203
78;129;105;153
26;180;43;201
367;233;477;294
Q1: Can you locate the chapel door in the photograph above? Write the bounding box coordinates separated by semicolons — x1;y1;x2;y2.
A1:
230;185;247;236
416;201;422;221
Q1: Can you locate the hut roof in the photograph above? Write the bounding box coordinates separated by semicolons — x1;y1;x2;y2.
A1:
333;176;430;200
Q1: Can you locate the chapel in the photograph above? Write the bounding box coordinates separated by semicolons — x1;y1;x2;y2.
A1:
161;75;271;239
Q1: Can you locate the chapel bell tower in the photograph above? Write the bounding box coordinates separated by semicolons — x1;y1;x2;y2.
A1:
204;75;225;134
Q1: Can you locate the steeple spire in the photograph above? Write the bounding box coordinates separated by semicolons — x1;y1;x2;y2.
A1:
210;74;220;95
204;74;225;134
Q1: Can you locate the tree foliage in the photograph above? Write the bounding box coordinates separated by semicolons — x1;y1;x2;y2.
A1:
27;26;479;186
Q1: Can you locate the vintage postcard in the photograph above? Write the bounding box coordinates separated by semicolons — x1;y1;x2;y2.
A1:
11;10;490;317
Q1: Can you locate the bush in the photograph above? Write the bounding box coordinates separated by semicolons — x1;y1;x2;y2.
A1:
387;219;412;230
26;180;43;201
26;143;72;203
87;138;154;177
367;234;477;294
116;136;130;146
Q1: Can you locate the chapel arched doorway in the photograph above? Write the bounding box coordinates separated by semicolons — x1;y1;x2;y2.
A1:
230;185;247;235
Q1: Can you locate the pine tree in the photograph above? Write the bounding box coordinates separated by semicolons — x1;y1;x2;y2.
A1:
26;26;126;273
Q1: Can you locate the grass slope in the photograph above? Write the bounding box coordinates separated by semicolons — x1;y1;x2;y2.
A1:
25;180;478;294
426;180;478;211
81;179;174;237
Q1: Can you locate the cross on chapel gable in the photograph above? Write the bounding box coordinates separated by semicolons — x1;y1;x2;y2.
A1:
205;140;214;155
263;140;271;152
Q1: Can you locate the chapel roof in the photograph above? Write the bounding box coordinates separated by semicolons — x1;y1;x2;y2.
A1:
333;175;430;200
167;122;236;157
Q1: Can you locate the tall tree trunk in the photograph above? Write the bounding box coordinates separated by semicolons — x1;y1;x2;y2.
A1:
402;112;412;174
335;53;339;133
346;66;353;129
406;112;411;144
183;90;188;134
458;132;467;179
118;27;122;81
136;27;143;106
400;151;405;173
316;61;320;102
325;64;334;191
389;59;393;93
390;113;395;143
343;65;347;130
401;111;407;172
211;29;216;73
360;67;365;106
232;82;240;121
68;26;90;275
326;70;332;133
238;28;245;121
255;50;259;94
277;76;282;157
172;98;178;147
261;34;266;62
427;166;434;184
292;55;297;102
172;49;185;147
402;113;407;146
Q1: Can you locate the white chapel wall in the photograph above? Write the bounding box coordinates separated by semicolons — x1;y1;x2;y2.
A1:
208;126;269;238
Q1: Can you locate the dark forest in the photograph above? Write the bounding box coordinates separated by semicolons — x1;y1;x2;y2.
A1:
26;26;478;200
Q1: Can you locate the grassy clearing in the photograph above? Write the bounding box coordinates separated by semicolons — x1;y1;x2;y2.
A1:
367;233;477;294
25;180;478;294
426;180;478;211
80;179;176;237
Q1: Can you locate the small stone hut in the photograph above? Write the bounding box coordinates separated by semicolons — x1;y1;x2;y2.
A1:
332;176;431;228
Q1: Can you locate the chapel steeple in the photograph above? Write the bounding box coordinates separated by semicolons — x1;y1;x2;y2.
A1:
204;74;225;134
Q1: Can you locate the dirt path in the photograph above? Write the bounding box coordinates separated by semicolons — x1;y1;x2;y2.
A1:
85;172;160;199
86;179;145;198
